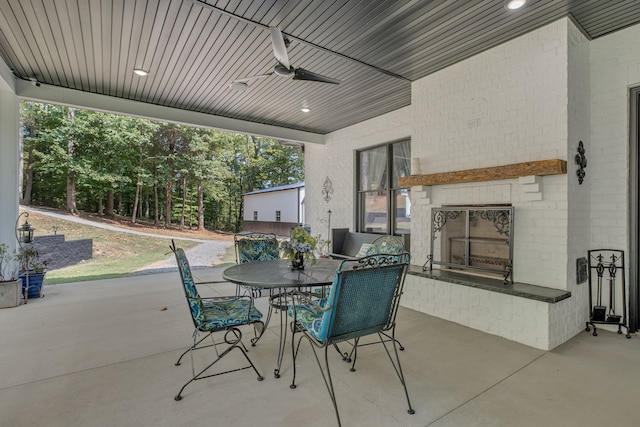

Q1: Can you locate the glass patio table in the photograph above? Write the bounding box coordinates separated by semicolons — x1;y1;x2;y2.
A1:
223;258;341;378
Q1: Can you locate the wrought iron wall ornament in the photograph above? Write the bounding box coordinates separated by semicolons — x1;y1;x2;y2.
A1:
322;176;334;202
575;141;587;185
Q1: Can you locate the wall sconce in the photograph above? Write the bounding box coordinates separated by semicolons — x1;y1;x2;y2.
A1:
15;212;34;246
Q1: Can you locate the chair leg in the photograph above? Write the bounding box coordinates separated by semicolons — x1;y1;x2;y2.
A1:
251;320;266;346
380;330;415;415
381;331;405;350
250;290;278;347
322;345;342;427
175;327;264;401
349;337;360;372
333;343;351;362
289;328;342;427
344;331;405;370
175;332;215;366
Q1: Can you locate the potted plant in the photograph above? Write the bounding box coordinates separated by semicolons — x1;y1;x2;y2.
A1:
17;246;47;299
280;226;317;269
0;243;21;308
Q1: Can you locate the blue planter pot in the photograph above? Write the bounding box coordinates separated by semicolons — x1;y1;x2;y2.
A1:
20;271;45;299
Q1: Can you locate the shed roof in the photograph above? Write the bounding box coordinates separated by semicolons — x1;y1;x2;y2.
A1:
244;182;304;196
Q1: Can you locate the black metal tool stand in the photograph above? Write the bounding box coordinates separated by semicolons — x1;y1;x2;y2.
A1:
585;249;631;338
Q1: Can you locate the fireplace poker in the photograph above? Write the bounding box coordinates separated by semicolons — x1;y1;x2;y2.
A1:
593;261;606;322
606;261;621;323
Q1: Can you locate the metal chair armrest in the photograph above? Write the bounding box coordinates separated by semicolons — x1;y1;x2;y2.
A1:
290;290;332;312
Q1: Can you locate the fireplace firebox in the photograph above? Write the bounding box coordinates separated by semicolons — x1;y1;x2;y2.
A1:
424;205;514;284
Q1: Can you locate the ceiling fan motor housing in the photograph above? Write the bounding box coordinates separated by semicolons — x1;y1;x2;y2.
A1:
274;63;294;77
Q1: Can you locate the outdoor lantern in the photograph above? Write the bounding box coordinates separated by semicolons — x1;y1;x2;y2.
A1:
16;212;34;244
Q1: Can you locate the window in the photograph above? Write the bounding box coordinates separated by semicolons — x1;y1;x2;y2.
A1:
253;211;258;221
275;210;281;222
356;139;411;235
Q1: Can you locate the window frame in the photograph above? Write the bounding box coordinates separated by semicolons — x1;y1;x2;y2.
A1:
355;138;411;236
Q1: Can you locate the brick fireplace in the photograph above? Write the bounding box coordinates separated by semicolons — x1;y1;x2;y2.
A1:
427;205;513;283
396;159;573;350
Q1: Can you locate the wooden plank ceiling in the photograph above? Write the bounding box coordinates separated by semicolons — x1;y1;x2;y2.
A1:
0;0;639;135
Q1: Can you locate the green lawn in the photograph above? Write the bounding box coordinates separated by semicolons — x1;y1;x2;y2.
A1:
23;210;233;285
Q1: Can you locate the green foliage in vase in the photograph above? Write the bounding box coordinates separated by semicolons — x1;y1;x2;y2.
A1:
280;226;317;265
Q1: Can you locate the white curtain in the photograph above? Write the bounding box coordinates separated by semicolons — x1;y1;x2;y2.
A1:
393;140;411;186
361;145;387;191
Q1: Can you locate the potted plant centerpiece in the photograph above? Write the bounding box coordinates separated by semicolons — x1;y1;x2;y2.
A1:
0;243;21;308
17;246;47;299
281;226;317;270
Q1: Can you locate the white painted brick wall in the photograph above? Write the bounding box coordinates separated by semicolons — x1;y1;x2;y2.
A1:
403;275;551;349
590;23;639;251
589;21;640;334
561;19;592;346
306;20;571;350
410;18;570;290
411;22;567;175
305;18;639;349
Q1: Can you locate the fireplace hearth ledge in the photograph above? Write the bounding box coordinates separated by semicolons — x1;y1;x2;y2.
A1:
407;265;571;303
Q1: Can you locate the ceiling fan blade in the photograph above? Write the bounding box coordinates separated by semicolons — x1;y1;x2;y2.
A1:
270;27;290;69
293;68;340;84
232;73;272;83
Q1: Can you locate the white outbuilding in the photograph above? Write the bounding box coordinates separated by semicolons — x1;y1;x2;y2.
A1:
242;183;304;236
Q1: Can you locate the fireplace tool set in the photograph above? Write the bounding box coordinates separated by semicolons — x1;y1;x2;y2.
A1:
585;249;631;338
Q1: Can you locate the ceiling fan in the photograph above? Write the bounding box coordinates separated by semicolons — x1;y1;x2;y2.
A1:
229;27;340;91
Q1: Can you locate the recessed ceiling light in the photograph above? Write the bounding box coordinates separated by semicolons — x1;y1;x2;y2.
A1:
133;69;148;76
505;0;526;10
301;107;310;113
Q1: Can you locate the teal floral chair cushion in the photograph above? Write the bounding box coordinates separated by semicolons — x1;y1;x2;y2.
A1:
288;303;326;341
175;249;206;324
365;235;405;256
235;233;280;264
288;270;339;341
234;233;280;298
200;298;263;329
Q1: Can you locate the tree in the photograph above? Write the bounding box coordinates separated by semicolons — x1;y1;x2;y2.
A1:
19;101;305;232
19;102;67;207
131;121;160;223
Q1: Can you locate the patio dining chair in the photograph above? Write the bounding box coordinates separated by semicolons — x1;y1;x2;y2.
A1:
234;232;281;346
288;252;414;427
338;234;409;360
326;234;408;364
234;232;280;296
171;241;264;401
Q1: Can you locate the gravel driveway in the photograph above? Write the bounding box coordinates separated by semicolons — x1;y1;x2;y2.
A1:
136;240;233;275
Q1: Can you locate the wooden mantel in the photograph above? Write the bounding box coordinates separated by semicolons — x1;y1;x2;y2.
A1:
398;159;567;187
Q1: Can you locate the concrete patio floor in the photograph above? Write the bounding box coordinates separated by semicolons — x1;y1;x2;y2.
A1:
1;266;638;427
